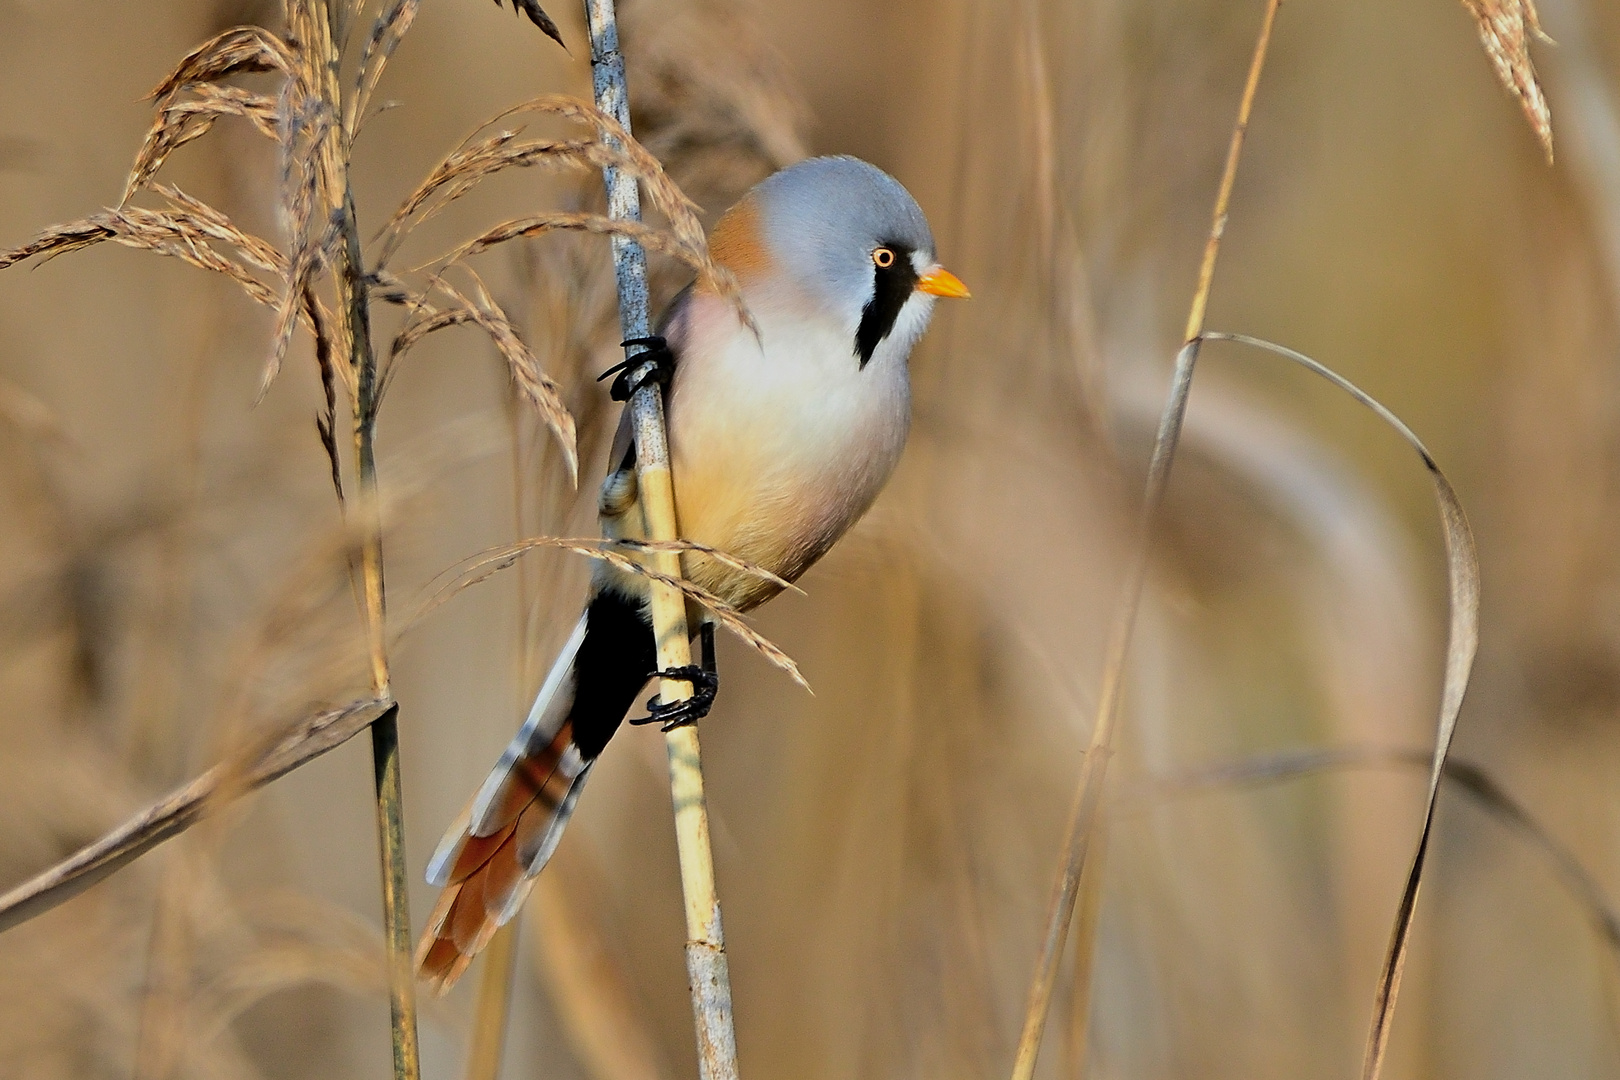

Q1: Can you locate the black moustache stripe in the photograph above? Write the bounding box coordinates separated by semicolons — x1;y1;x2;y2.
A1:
855;244;918;367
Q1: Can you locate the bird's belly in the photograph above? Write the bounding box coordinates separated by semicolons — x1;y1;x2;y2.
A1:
664;331;910;612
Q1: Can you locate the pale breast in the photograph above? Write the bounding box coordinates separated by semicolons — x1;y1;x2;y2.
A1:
661;290;911;611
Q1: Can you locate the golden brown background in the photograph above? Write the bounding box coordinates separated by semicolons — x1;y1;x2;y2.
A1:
2;0;1618;1077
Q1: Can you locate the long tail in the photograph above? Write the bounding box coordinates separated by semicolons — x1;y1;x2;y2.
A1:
415;590;654;992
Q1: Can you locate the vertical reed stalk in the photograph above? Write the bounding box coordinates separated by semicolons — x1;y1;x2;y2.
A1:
457;396;533;1080
1064;816;1108;1078
1008;2;1282;1076
311;4;420;1078
581;2;741;1075
464;923;520;1080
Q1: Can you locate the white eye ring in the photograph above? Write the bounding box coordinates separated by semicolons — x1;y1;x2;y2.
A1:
872;247;896;269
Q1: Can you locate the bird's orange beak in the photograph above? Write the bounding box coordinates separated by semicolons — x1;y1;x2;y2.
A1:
917;266;971;299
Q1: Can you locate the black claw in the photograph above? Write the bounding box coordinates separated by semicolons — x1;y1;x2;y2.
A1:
629;665;719;731
598;336;676;402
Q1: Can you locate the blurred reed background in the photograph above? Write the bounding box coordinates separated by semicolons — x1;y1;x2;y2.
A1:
1;0;1618;1077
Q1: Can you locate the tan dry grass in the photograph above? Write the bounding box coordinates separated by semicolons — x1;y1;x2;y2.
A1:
0;0;1617;1078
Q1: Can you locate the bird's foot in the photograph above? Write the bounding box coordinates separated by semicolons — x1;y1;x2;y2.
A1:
630;666;719;732
599;336;676;402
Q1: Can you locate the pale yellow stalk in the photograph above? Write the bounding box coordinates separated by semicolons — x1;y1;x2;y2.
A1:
581;1;741;1076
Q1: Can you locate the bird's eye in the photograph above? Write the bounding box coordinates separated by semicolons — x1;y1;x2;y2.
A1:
872;247;896;269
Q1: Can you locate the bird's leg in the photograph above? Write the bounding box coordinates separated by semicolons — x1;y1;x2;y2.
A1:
598;336;676;402
632;623;718;732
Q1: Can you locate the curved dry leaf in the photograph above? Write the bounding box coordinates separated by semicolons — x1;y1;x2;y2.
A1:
1200;332;1480;1080
1460;0;1554;162
560;544;808;689
1147;744;1620;958
192;937;460;1043
0;699;395;936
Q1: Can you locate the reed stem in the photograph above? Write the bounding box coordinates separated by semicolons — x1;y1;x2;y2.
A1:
313;4;420;1077
344;133;421;1080
464;923;520;1080
581;2;741;1076
1008;2;1282;1076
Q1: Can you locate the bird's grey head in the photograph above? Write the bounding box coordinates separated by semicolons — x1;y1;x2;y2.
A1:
751;156;965;367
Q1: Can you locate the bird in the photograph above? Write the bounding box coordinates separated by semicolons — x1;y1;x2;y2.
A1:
414;155;969;990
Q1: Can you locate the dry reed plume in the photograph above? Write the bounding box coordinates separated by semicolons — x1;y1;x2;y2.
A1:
0;0;755;1075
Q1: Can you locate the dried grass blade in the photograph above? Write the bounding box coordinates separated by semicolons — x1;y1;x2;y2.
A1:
376;135;615;267
264;215;340;402
351;0;420;134
0;698;395;936
423;274;578;482
390;95;741;307
557;543;807;689
1200;331;1480;1080
151;184;287;274
124;111;220;204
610;538;804;595
1010;8;1281;1073
1149;744;1620;959
528;870;673;1080
426;212;708;276
1460;0;1554;161
263;64;339;401
405;536;807;689
463;923;520;1080
148;25;295;102
0;208;283;311
126;87;283;202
